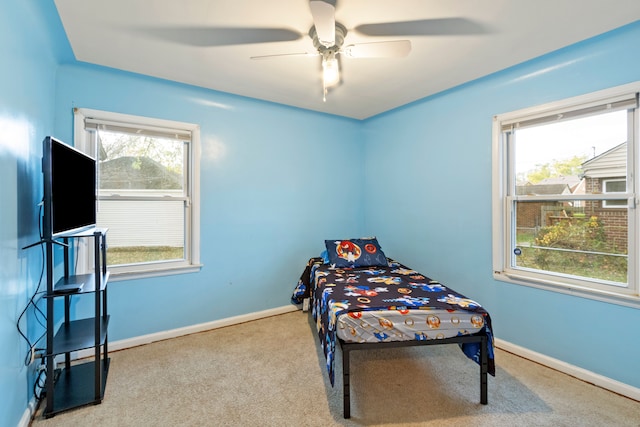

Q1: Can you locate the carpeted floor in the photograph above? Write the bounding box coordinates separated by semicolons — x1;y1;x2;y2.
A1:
31;310;640;426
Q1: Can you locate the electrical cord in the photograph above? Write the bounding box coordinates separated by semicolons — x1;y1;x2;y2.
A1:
33;360;47;401
17;202;47;366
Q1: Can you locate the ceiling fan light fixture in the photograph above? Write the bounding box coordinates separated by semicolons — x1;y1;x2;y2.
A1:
322;54;340;87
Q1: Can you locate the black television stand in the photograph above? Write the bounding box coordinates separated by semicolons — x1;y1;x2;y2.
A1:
41;227;110;418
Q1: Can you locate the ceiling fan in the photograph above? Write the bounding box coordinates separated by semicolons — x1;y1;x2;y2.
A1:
251;0;412;101
142;1;486;101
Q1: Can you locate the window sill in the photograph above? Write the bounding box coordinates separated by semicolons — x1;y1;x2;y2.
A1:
494;271;640;310
107;264;203;282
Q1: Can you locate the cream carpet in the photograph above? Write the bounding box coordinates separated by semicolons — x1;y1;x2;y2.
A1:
32;310;639;426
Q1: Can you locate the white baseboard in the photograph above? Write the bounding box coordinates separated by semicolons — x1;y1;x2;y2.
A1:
75;304;299;358
18;396;37;427
495;338;640;402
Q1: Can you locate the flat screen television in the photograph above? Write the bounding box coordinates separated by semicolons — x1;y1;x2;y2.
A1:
42;136;97;239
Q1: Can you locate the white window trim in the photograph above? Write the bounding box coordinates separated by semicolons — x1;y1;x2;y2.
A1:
73;108;202;280
492;82;640;309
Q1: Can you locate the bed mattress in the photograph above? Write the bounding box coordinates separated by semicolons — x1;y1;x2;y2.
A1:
335;307;486;343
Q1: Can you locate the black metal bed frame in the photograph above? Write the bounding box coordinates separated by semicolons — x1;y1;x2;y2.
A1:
338;333;488;419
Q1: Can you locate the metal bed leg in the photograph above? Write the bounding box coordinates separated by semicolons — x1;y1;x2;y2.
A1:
342;345;351;419
480;335;488;404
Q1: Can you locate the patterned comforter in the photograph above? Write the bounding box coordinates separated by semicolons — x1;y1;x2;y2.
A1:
292;257;496;385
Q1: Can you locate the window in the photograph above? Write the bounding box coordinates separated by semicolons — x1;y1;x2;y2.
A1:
492;83;640;307
603;179;627;208
74;108;201;279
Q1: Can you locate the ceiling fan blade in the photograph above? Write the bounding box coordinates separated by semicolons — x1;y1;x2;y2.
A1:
309;1;335;47
342;40;411;58
355;18;488;37
141;27;302;47
250;52;318;60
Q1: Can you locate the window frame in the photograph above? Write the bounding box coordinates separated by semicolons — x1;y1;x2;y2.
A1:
74;108;202;280
492;82;640;308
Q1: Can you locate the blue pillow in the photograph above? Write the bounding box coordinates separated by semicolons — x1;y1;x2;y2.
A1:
324;237;388;268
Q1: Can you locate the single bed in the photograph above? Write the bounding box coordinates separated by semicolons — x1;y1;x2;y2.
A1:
291;238;495;418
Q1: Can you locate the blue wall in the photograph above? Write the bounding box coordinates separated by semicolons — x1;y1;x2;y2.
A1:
1;1;639;425
53;64;365;340
363;22;640;389
0;1;73;426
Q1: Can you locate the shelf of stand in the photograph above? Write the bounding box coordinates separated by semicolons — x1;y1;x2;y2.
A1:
48;358;110;416
58;227;109;239
48;271;110;295
50;316;110;356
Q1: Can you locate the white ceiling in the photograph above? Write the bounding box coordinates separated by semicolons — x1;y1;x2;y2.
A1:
54;0;640;120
